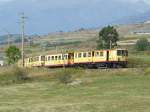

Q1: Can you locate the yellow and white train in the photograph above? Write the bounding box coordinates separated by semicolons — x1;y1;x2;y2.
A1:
22;48;128;68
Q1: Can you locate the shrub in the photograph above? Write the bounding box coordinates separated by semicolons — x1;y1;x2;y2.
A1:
0;66;30;85
56;68;85;84
13;67;30;82
58;73;72;84
57;69;75;84
144;68;150;75
135;38;149;51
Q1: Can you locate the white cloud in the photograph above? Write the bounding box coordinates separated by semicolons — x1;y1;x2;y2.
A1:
0;0;149;4
0;0;15;4
0;0;14;2
140;0;150;4
118;0;150;4
0;0;150;6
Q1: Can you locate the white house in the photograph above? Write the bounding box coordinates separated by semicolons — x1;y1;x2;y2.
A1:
0;60;4;66
144;21;150;24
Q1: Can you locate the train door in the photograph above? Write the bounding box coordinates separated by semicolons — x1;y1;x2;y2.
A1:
107;51;109;61
41;56;45;66
92;51;95;62
68;53;74;65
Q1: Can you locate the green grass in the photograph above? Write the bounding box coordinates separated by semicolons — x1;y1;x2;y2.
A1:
128;51;150;67
0;68;150;112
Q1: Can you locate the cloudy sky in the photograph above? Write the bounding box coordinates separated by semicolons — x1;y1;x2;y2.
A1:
0;0;150;35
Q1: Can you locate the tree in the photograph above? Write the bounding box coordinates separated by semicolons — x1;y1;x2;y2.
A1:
135;38;150;51
5;46;21;65
97;25;119;49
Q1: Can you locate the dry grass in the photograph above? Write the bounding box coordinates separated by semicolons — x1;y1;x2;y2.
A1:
0;67;150;112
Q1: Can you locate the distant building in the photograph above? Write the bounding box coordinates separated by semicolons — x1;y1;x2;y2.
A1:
134;32;150;35
133;30;150;35
0;60;3;66
144;21;150;24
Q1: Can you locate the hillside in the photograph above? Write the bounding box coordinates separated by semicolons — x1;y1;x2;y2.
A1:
27;22;150;54
0;22;150;57
117;9;150;25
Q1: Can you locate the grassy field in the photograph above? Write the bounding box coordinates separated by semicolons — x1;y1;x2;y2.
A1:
0;67;150;112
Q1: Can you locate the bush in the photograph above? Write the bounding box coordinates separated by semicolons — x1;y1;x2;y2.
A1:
57;69;76;84
144;68;150;75
0;66;30;85
56;68;85;84
58;73;72;84
135;38;149;51
13;67;30;82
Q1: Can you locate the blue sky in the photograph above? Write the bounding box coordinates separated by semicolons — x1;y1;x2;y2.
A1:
0;0;150;35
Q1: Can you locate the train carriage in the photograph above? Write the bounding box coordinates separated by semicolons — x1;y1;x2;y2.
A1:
73;51;93;66
22;48;128;68
24;56;45;68
92;50;107;68
92;49;128;68
45;53;69;67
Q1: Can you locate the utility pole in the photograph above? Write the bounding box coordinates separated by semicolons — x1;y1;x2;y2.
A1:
108;34;113;49
61;49;66;69
20;13;26;67
110;40;112;49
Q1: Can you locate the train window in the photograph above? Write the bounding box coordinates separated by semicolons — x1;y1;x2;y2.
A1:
59;56;61;60
62;55;65;60
48;56;51;61
100;52;103;56
117;50;122;56
117;50;128;56
41;56;45;61
55;56;58;60
65;55;68;59
122;51;125;56
74;53;78;58
83;53;87;58
123;50;128;56
95;52;100;57
88;52;92;57
78;53;82;58
62;55;68;60
52;56;54;60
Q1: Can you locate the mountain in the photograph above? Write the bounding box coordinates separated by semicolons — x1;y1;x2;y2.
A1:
0;34;37;45
115;10;150;24
0;0;150;35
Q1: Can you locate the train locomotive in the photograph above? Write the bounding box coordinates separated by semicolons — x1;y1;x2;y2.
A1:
22;48;128;68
